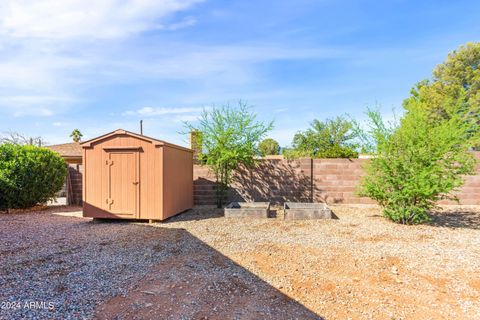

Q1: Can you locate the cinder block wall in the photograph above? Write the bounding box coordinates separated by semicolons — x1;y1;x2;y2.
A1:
312;158;374;205
67;164;83;206
193;153;480;206
71;153;480;207
438;152;480;205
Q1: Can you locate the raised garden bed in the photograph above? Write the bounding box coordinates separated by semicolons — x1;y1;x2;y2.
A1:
284;202;332;220
224;202;270;218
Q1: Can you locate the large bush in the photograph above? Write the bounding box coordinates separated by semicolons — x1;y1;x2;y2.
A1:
359;103;476;224
0;144;67;211
259;138;280;156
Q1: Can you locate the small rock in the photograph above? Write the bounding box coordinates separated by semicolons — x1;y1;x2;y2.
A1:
140;291;155;295
391;266;399;275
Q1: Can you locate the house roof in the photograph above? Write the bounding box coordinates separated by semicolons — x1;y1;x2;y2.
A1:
46;142;82;158
81;129;193;152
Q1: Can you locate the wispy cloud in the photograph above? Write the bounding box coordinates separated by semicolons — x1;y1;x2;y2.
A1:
0;94;77;117
86;43;341;90
163;16;197;30
122;106;204;116
0;0;332;119
0;0;203;117
0;0;203;39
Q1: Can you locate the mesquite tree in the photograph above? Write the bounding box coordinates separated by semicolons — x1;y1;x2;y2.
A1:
359;104;476;224
187;102;273;208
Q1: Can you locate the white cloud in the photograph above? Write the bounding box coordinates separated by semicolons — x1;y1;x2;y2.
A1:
164;16;197;30
96;44;338;85
0;0;202;39
0;0;203;117
13;107;53;117
122;106;204;116
0;95;76;117
0;0;340;121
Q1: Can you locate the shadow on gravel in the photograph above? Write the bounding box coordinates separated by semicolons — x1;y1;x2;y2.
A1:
164;207;225;222
0;210;322;319
94;227;323;320
428;209;480;230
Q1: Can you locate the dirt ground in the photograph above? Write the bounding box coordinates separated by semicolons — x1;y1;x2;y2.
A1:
1;205;479;319
96;205;480;320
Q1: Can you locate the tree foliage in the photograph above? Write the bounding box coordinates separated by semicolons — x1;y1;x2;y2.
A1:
258;138;280;156
186;102;273;207
359;102;476;224
403;42;480;145
0;144;67;211
351;108;397;154
70;129;83;142
284;116;359;159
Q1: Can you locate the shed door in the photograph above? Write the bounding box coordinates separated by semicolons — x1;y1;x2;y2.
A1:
105;151;139;218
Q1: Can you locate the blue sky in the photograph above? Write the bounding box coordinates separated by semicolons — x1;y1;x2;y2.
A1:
0;0;479;147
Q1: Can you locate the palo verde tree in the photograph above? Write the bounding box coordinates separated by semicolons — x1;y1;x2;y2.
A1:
186;102;273;208
258;138;280;156
284;116;359;159
358;101;477;224
351;107;397;154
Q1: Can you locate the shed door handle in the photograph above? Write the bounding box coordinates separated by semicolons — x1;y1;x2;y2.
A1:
133;182;139;185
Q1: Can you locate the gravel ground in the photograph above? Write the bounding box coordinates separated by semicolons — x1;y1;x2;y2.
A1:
99;205;480;320
0;206;188;320
1;205;480;319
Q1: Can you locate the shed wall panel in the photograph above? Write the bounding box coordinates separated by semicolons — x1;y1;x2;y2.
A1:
83;134;163;219
162;145;194;219
82;130;193;220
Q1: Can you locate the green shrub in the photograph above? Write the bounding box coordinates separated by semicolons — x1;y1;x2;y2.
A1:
358;103;476;224
286;116;359;159
259;138;280;156
0;144;67;211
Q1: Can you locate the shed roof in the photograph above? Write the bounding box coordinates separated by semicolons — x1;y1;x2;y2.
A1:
46;142;82;158
81;129;193;152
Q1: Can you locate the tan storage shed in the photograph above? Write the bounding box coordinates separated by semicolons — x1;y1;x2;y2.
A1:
81;129;193;220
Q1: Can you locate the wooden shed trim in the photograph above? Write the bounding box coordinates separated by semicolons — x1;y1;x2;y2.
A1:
81;129;193;153
102;146;143;151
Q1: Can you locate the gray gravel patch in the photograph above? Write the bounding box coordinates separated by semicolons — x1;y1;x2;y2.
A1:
0;210;181;320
